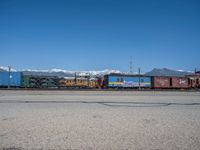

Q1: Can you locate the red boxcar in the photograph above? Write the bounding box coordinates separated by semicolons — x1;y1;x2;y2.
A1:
186;75;200;88
171;77;189;89
152;76;170;88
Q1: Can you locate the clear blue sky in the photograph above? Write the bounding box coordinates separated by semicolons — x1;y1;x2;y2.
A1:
0;0;199;72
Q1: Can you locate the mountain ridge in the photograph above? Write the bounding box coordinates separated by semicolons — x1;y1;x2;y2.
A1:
0;66;195;77
145;68;194;77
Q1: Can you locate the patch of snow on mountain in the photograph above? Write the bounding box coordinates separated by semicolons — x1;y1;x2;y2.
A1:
177;69;194;73
21;68;121;76
0;66;16;72
22;69;49;72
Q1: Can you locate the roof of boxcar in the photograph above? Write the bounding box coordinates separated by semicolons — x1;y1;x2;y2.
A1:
186;74;200;77
23;74;58;78
107;73;148;77
63;77;97;80
196;71;200;74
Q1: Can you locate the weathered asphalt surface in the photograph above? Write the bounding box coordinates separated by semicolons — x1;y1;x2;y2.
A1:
0;90;200;150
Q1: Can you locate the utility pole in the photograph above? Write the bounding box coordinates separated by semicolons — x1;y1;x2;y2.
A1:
87;73;90;87
8;66;11;89
138;67;141;90
129;56;133;74
74;72;77;86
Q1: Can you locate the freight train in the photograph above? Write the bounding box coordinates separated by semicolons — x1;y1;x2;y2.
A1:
102;74;193;89
0;71;200;89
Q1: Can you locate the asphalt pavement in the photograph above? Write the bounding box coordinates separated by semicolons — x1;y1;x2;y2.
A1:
0;90;200;150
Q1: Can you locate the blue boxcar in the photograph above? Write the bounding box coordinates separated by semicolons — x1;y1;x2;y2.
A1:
0;72;22;87
107;74;151;88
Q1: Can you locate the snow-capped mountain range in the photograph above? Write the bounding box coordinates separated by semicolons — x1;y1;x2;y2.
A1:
23;68;121;75
23;68;121;77
0;66;121;77
0;66;195;77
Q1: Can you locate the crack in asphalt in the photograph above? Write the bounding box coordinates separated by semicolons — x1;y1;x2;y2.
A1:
0;100;200;107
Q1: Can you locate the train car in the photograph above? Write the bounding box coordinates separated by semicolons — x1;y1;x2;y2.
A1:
171;77;189;89
59;77;74;87
0;71;22;87
104;74;151;88
39;77;59;88
59;77;87;88
22;75;37;88
152;76;189;89
186;75;200;88
151;76;170;89
22;75;59;88
59;77;99;88
88;77;99;88
76;77;89;87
